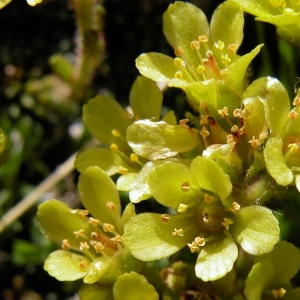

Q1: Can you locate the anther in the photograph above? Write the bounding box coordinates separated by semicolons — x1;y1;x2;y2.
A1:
89;217;100;226
174;71;183;79
248;136;261;148
272;288;286;298
181;182;191;192
200;115;209;126
179;119;190;128
74;229;85;238
78;209;89;217
293;96;300;106
222;218;233;230
118;166;128;174
233;109;243;118
206;50;213;58
218;107;229;118
110;143;119;152
103;223;115;233
231;202;241;212
227;44;238;53
62;239;71;250
80;241;89;250
174;57;186;68
175;47;183;56
161;214;171;223
130;153;139;162
191;40;200;50
204;193;214;203
91;232;98;239
94;242;105;253
106;202;116;211
227;134;237;143
221;54;231;64
172;228;184;236
197;65;206;74
215;40;224;50
220;69;228;76
110;235;122;243
231;125;239;133
187;241;199;253
194;237;205;246
112;129;121;137
178;204;188;213
288;143;298;154
288;110;299;119
198;35;208;43
79;261;88;269
200;127;210;138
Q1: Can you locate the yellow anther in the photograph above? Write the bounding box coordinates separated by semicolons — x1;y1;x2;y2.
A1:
187;242;199;253
112;129;121;137
62;239;71;250
198;35;208;43
215;40;224;50
197;65;206;74
200;127;210;139
206;50;213;58
227;44;238;53
91;232;99;239
172;228;184;236
103;223;115;233
231;125;239;133
110;143;119;152
204;193;214;203
288;110;299;119
238;126;245;136
218;106;229;118
178;204;188;213
233;108;243;118
161;214;171;223
174;57;186;68
78;209;89;217
80;241;89;251
89;217;100;226
74;229;85;238
110;235;122;243
174;71;183;79
130;153;139;162
94;242;105;253
288;143;299;154
175;47;183;56
200;115;209;126
272;288;286;298
191;40;200;50
227;134;237;143
293;96;300;106
220;69;228;76
222;218;233;230
118;166;128;175
90;240;97;246
248;136;261;148
202;58;209;64
79;261;89;269
232;202;241;212
179;119;190;128
221;54;231;64
194;237;206;246
106;202;116;211
181;182;191;192
279;0;286;8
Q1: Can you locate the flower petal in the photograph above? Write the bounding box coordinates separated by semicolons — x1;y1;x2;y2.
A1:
195;235;238;281
123;213;199;261
78;284;113;300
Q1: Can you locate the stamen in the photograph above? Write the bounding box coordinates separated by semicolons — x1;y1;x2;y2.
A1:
130;153;139;162
191;40;200;50
187;241;199;253
174;57;186;68
94;242;105;253
179;119;190;128
89;217;100;226
174;71;183;79
118;166;128;174
272;288;286;298
62;239;70;250
238;126;245;136
218;107;229;118
248;136;261;148
198;35;208;43
200;127;210;138
79;261;89;269
200;115;210;126
215;40;224;50
74;229;85;238
161;214;171;223
106;202;116;211
103;223;115;233
178;204;188;213
288;110;299;119
194;237;205;246
221;54;231;64
91;232;98;239
222;218;233;230
181;182;191;192
227;44;238;54
110;235;122;243
110;143;119;152
172;228;184;236
204;193;214;203
288;143;298;154
90;240;97;245
80;241;89;250
78;209;89;217
293;96;300;106
175;47;183;56
227;134;237;143
220;69;228;76
231;202;241;212
231;125;239;133
233;108;243;118
112;129;121;137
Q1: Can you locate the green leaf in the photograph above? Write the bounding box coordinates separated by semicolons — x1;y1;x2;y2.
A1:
121;202;136;227
210;1;244;55
116;173;138;192
44;250;89;281
264;137;293;186
163;2;210;75
83;96;132;152
75;147;137;175
129;76;162;120
37;200;93;250
191;156;232;201
136;53;179;83
148;161;200;209
123;213;199;261
113;272;159;300
255;241;300;287
195;236;238;281
231;206;279;255
78;166;122;232
244;261;274;300
126;120;199;160
79;284;114;300
162;110;177;125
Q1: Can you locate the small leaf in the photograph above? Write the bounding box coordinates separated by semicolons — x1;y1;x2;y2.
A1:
195;235;238;281
121;202;136;227
244;261;274;300
191;156;232;201
129;76;162;120
123;213;199;261
264;137;293;186
78;166;122;232
127;120;198;160
113;272;159;300
79;284;114;300
231;206;279;255
116;173;138;192
44;250;89;281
